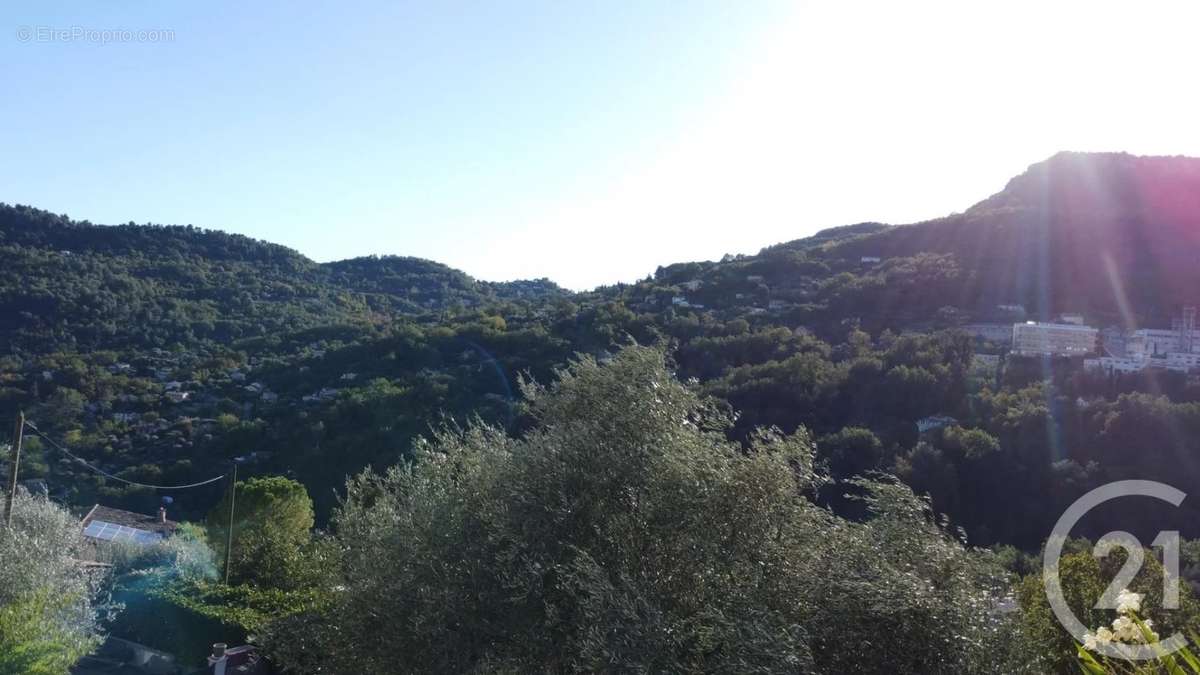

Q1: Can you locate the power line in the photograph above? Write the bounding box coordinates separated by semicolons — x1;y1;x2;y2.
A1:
21;420;228;491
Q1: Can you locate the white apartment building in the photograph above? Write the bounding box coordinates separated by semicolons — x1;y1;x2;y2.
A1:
1165;351;1200;371
1087;352;1200;375
1084;357;1147;374
1011;322;1098;357
1126;329;1184;359
1084;308;1200;374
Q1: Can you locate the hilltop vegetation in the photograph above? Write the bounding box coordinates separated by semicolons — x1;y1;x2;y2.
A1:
7;153;1200;541
0;203;567;352
261;348;1016;673
8;152;1200;671
829;152;1200;322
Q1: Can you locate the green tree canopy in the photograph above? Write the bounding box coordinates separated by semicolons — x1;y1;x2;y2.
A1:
265;347;1014;674
207;475;314;587
1018;547;1200;674
818;426;883;477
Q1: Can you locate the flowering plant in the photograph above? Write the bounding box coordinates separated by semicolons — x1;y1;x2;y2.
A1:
1077;588;1200;674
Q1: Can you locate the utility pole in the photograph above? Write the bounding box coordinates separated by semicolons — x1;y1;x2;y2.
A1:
4;412;24;528
224;462;237;584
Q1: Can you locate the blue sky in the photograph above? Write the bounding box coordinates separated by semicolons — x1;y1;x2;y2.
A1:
5;2;1200;289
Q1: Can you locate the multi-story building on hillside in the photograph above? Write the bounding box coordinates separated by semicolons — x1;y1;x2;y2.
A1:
1126;328;1183;358
1083;356;1146;374
1011;321;1099;357
1165;351;1200;371
1085;307;1200;374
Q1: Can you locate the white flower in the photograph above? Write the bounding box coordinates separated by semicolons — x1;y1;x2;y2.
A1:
1111;615;1142;643
1084;626;1114;649
1116;589;1143;615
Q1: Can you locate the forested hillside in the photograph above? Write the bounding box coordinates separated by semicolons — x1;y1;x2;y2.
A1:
5;151;1200;549
828;152;1200;322
13;152;1200;672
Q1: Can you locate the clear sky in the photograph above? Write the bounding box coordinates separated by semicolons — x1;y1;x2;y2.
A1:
4;1;1200;290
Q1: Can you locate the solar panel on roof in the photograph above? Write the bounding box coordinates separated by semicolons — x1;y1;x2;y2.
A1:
82;519;163;545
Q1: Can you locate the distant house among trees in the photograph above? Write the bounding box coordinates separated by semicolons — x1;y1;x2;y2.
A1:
916;415;958;434
996;303;1027;320
971;354;1001;370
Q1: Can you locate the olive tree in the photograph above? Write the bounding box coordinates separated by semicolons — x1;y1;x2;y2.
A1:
0;488;102;674
268;346;1016;674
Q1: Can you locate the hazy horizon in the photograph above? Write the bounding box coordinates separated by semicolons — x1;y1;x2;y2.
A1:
6;1;1200;289
3;147;1175;292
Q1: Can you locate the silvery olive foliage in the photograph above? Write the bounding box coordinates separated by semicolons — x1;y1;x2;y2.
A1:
269;346;1018;674
0;488;103;674
95;521;218;582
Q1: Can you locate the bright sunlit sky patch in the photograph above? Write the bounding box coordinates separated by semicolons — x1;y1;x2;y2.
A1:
3;1;1200;289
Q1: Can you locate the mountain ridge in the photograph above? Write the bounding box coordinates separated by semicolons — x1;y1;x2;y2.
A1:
9;150;1200;340
815;151;1200;324
9;151;1200;549
0;202;566;292
11;150;1200;306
